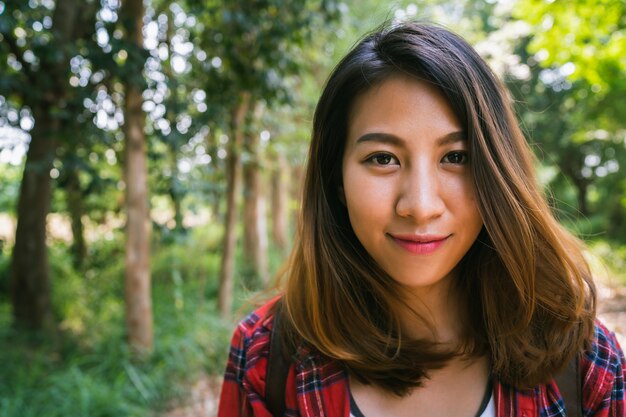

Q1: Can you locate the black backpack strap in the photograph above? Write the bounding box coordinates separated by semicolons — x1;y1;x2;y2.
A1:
555;354;582;417
266;307;291;416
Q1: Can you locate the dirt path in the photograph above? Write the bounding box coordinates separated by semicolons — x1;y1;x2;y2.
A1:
161;279;626;417
159;375;222;417
597;279;626;348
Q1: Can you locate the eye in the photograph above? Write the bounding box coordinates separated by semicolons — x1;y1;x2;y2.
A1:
366;153;398;166
442;151;468;165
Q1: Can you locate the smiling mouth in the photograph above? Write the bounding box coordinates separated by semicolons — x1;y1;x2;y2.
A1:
388;234;450;255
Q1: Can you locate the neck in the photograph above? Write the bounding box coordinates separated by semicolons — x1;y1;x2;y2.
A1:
397;271;464;345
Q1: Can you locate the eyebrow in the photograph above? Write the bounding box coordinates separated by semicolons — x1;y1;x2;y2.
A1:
355;131;467;146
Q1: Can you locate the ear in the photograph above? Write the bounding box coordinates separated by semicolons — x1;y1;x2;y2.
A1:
338;183;346;205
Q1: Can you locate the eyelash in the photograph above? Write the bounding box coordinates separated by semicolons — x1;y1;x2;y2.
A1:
441;151;469;165
366;153;398;166
365;151;469;166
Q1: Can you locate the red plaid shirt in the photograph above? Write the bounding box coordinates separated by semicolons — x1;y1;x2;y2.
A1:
218;299;625;417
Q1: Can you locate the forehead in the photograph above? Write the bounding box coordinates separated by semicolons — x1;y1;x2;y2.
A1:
346;75;462;145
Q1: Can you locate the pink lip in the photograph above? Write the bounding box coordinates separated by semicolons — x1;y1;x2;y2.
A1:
388;233;450;255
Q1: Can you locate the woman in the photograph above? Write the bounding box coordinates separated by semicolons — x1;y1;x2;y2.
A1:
218;21;625;416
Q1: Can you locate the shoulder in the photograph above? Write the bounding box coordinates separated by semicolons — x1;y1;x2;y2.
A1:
223;297;279;385
223;296;349;414
582;320;625;375
234;297;278;340
230;296;279;359
580;320;625;408
219;298;287;416
231;296;343;375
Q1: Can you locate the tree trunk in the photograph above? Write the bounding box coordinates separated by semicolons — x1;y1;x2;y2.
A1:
242;132;268;288
162;15;185;235
290;163;305;228
66;168;86;269
204;132;222;222
562;162;590;218
9;0;83;332
218;91;251;317
121;0;153;354
573;178;589;217
169;150;184;233
10;108;56;331
271;152;289;254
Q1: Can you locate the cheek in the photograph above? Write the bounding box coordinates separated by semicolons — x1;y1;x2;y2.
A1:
343;174;394;228
461;183;483;226
442;176;482;223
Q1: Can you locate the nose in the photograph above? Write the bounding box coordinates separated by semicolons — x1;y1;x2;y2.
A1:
395;167;445;222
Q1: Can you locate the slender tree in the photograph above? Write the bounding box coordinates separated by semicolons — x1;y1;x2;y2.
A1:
270;151;290;253
120;0;153;353
218;91;250;317
243;127;269;288
65;166;87;268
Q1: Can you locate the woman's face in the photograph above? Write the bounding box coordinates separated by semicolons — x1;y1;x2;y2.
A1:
341;75;483;290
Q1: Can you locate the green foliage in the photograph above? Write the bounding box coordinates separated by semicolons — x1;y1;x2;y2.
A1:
0;232;234;417
0;162;22;213
0;240;9;300
502;1;626;242
513;0;626;96
151;224;223;300
188;0;342;104
588;240;626;287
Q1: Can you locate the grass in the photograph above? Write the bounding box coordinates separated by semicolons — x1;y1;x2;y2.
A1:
0;322;231;417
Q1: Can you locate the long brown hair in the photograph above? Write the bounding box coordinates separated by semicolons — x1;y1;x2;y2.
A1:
279;21;596;395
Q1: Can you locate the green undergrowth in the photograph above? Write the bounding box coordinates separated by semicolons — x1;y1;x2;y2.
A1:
587;240;626;287
0;228;240;417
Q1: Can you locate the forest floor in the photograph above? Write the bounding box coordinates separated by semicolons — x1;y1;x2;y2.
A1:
160;277;626;417
597;278;626;348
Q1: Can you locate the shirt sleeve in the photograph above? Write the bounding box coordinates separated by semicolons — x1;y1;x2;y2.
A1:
605;330;625;417
217;322;249;417
217;314;275;417
583;322;625;417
